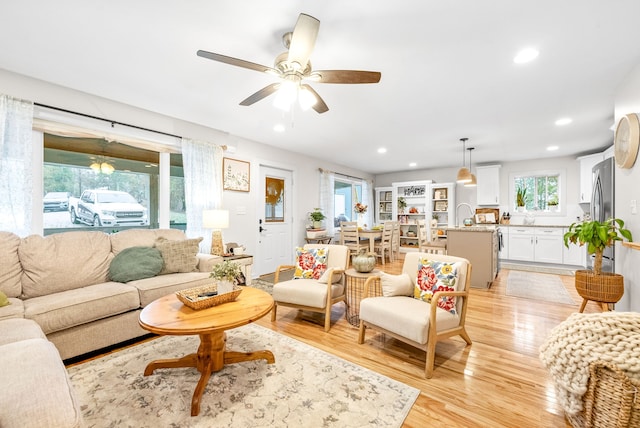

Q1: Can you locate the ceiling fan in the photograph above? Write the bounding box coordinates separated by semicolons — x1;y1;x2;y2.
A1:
196;13;381;114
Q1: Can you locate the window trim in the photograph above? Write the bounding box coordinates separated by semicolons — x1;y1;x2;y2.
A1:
508;168;565;216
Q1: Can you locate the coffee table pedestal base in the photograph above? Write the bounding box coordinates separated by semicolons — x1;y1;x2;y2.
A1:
143;331;275;416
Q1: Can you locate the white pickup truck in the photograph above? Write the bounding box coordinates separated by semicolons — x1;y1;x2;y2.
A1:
69;190;148;227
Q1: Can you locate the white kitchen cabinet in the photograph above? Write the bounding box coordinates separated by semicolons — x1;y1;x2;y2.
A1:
578;153;603;203
562;227;587;267
507;227;563;264
476;165;501;206
499;227;509;259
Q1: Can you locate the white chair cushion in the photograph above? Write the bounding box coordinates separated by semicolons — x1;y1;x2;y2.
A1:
273;279;345;308
359;296;460;345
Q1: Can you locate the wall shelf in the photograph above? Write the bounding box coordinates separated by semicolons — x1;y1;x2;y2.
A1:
622;242;640;251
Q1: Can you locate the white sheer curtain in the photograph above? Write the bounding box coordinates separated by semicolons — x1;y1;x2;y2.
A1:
362;179;374;227
319;169;335;237
181;138;224;253
0;94;34;236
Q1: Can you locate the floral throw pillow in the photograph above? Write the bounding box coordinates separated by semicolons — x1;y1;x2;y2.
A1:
293;247;328;280
414;258;459;314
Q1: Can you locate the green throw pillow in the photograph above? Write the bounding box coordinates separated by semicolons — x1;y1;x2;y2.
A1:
0;291;10;307
109;246;164;283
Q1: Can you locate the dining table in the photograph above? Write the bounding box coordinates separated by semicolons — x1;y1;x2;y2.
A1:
358;228;383;253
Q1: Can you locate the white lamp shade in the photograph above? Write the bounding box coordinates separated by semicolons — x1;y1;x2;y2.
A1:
203;209;229;229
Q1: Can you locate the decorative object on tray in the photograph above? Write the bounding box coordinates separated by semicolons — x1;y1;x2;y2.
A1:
176;284;243;310
210;260;243;293
351;250;376;273
564;218;633;312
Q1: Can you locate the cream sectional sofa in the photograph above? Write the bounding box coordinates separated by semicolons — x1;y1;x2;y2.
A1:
0;228;220;360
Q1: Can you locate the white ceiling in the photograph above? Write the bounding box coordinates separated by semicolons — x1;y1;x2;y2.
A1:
2;1;640;174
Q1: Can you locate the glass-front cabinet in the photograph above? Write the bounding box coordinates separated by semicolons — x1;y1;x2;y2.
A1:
374;187;393;224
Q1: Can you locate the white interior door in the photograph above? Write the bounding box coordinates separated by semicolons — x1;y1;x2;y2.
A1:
256;165;293;276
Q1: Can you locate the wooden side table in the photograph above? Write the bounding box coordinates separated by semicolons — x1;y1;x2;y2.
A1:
305;236;333;244
344;268;381;327
223;254;253;285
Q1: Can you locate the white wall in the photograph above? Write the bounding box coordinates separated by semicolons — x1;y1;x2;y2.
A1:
0;69;373;268
613;64;640;312
375;156;585;226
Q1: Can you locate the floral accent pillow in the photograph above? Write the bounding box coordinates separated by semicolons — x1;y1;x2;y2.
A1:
414;258;459;314
293;247;328;280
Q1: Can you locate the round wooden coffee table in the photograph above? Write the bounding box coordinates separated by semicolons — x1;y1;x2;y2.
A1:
139;286;275;416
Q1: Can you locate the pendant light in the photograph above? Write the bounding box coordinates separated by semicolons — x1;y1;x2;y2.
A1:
456;138;472;183
465;147;477;187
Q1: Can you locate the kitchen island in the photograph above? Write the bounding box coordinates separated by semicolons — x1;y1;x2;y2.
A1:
446;226;499;289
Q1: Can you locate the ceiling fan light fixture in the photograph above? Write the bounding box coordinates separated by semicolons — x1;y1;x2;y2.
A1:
100;162;115;174
89;161;101;173
273;80;298;111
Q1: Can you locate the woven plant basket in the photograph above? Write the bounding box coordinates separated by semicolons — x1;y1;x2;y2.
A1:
574;270;624;304
567;361;640;428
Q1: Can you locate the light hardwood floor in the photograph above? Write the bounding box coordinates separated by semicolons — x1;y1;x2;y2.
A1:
257;256;601;428
72;256;600;427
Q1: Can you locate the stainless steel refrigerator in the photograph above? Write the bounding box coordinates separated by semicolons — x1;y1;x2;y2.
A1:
589;157;615;272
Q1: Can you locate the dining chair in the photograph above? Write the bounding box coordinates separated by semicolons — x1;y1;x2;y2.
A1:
340;223;369;263
390;221;401;261
418;219;446;254
373;221;393;265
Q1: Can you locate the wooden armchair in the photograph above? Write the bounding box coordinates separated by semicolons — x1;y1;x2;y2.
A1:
357;252;472;378
271;244;349;332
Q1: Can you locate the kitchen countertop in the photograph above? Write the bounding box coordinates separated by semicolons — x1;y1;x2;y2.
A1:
446;224;571;231
498;224;570;228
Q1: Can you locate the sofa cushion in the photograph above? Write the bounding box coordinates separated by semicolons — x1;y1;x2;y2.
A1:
109;246;164;282
23;282;140;334
155;237;203;274
20;231;112;299
129;272;211;306
0;338;83;428
0;231;22;298
110;228;187;255
0;318;46;346
293;247;327;280
414;258;461;315
0;298;24;321
0;290;9;307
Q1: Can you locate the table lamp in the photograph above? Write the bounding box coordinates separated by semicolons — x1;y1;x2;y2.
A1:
203;209;229;256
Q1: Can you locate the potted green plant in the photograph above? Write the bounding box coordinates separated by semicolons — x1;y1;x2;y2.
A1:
564;218;633;311
516;186;527;212
547;197;559;212
210;260;242;293
309;208;326;229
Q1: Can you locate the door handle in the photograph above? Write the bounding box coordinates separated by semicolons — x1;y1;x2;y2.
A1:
259;226;267;233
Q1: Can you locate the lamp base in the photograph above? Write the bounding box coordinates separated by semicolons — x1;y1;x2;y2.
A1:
211;230;224;256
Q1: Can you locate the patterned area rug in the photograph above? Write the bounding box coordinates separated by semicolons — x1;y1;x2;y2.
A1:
68;324;419;427
506;270;576;305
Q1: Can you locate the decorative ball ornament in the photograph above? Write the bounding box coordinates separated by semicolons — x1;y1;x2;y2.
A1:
614;113;640;169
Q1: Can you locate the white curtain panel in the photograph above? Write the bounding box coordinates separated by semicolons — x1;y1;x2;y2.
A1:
319;169;335;237
181;138;223;253
362;179;373;227
0;94;34;237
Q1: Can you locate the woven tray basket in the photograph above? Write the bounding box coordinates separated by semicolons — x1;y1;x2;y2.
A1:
176;284;242;310
567;361;640;428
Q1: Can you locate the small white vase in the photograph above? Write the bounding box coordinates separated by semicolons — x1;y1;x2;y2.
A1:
217;279;234;294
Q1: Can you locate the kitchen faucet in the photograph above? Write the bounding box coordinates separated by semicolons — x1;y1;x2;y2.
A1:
455;203;475;227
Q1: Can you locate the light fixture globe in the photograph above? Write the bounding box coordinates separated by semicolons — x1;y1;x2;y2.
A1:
456;167;472;183
465;173;477;187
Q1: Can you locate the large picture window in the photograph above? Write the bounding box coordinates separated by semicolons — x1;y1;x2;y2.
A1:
511;170;562;213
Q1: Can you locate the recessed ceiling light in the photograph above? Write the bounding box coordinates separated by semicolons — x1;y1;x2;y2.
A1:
273;124;285;132
555;118;572;126
377;148;387;154
547;146;559;151
513;48;539;64
409;162;417;167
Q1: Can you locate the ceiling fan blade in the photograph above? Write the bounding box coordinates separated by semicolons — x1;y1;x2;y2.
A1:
311;70;381;84
239;83;281;106
301;84;329;114
287;14;320;72
197;50;279;75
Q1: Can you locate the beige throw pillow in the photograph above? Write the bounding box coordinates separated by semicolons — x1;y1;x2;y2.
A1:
380;272;413;296
155;237;203;274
